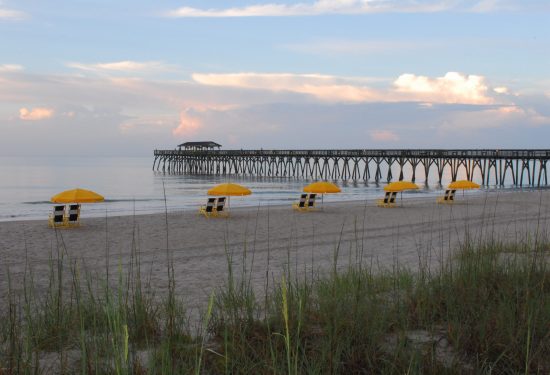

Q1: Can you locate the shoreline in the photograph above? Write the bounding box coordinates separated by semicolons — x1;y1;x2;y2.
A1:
2;190;550;311
1;185;543;224
1;184;546;223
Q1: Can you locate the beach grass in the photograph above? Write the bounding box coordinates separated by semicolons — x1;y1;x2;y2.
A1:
1;223;549;374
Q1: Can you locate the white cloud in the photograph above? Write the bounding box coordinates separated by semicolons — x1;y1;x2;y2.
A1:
193;71;498;105
493;86;509;94
0;64;23;72
192;72;382;102
164;0;516;17
394;72;493;104
469;0;514;13
0;6;25;20
19;107;54;121
67;60;174;74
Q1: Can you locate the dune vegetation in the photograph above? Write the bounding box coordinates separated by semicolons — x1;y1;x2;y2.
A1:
1;222;549;374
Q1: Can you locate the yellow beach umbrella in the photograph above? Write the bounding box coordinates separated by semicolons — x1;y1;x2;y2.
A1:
303;181;341;194
207;183;251;212
207;183;252;196
384;181;419;192
51;188;104;203
303;181;341;207
448;180;480;190
383;181;419;206
448;180;480;199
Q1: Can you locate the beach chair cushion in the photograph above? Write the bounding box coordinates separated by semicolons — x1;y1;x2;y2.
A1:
292;194;308;211
199;198;217;217
215;197;228;217
448;190;456;201
437;189;457;204
216;197;226;211
54;205;65;222
377;192;397;207
51;205;65;225
49;205;67;228
66;204;80;226
307;194;317;208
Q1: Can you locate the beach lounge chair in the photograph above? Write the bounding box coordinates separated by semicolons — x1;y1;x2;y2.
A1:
48;205;66;227
215;197;228;217
292;194;308;211
437;190;456;204
199;198;217;217
307;194;317;210
66;204;81;227
377;192;397;208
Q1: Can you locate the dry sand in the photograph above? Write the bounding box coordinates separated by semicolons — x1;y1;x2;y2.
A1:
2;190;550;312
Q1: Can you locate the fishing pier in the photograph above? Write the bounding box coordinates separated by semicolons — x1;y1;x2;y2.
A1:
153;148;550;186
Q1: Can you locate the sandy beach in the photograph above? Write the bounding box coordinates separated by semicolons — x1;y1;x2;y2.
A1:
2;190;550;311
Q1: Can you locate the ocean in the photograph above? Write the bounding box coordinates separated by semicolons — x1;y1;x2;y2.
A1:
0;155;521;221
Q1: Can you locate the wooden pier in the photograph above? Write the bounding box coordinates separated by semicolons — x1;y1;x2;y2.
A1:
153;149;550;186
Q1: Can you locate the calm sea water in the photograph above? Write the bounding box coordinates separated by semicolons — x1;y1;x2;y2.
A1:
0;156;520;221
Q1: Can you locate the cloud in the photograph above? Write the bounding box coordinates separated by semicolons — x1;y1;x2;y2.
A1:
394;72;493;104
192;73;382;102
468;0;521;13
2;69;549;156
164;0;516;17
193;71;498;105
172;109;203;136
370;130;399;142
493;86;509;94
437;104;550;135
0;64;23;72
19;107;54;121
67;60;174;74
0;5;25;20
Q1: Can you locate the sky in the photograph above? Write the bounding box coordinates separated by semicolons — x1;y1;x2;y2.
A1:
1;0;549;156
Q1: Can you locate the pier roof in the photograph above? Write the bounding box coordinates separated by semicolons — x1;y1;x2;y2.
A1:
178;141;221;150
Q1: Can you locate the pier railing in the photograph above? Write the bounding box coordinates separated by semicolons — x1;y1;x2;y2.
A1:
153;149;550;186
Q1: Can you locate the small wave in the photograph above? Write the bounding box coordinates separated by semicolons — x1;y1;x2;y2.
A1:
104;198;163;203
0;214;21;219
23;198;162;205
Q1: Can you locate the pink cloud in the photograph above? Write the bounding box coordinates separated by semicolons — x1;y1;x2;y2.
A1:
192;71;501;105
370;130;399;142
19;107;54;121
192;73;381;103
172;109;202;136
